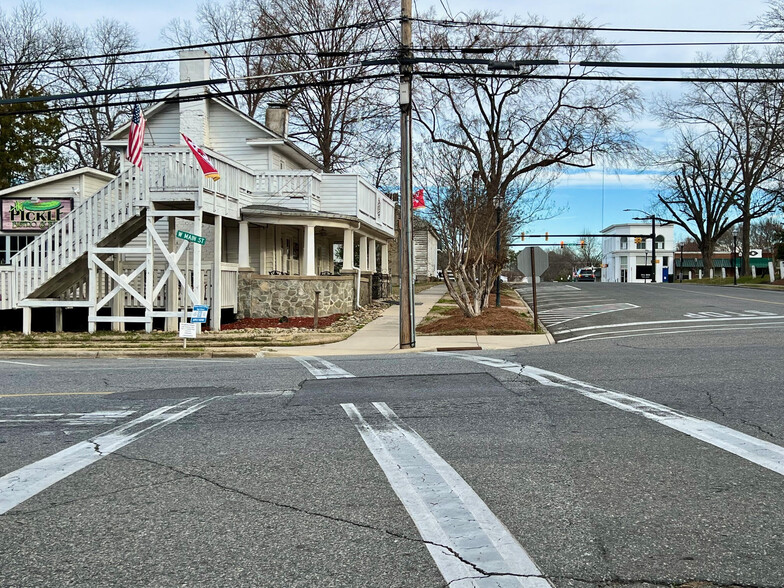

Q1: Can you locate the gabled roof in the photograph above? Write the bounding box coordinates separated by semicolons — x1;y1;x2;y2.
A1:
105;91;322;171
0;167;115;197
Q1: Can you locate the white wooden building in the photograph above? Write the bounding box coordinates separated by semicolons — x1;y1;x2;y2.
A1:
0;50;395;333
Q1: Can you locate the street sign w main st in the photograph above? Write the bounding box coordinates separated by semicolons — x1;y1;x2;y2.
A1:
176;230;206;245
517;246;549;277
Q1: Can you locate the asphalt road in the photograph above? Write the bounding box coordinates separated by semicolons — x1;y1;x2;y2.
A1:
2;284;784;587
517;281;784;343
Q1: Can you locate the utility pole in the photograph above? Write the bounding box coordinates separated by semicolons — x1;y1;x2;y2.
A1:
398;0;415;348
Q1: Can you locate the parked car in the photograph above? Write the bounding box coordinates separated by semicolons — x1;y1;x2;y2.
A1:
576;268;596;282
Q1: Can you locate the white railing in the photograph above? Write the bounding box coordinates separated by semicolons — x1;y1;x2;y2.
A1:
254;171;321;212
12;166;146;303
0;266;12;310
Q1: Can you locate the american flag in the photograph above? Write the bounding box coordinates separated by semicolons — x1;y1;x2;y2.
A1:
126;104;145;169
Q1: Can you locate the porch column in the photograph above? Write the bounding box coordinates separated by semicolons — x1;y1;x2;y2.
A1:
211;215;222;331
368;239;377;273
359;235;368;271
381;242;389;274
22;307;31;335
342;228;354;272
112;255;125;332
303;224;316;276
238;220;251;270
55;308;63;333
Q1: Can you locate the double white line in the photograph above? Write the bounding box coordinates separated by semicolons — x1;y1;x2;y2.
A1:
0;397;217;515
344;402;551;587
447;353;784;477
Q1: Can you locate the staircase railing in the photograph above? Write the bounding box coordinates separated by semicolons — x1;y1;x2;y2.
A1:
11;166;147;303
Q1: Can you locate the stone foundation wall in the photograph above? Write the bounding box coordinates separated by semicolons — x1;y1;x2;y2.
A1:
237;274;371;318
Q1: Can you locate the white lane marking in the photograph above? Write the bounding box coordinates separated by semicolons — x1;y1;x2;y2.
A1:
562;285;580;290
0;360;48;367
0;410;136;427
447;354;784;477
538;303;639;326
343;402;551;587
295;356;355;379
0;397;217;515
558;321;784;343
551;313;784;335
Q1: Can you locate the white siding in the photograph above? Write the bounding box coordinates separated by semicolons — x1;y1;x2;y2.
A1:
208;102;270;172
320;175;358;216
144;103;182;146
82;175;112;199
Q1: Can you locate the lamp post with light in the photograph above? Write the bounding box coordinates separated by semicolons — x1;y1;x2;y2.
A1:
732;229;738;286
624;208;657;283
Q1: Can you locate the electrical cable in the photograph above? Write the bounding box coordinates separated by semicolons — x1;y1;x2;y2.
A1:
0;19;392;70
0;71;398;117
410;16;781;35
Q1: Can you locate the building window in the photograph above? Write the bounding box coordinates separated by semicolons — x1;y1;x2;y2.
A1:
636;238;646;250
663;256;669;267
620;236;628;250
656;235;665;250
0;235;35;265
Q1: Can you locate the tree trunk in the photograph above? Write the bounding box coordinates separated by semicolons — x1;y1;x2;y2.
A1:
700;242;714;278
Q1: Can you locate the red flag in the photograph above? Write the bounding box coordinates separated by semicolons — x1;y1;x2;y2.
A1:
181;133;221;181
126;104;145;169
413;188;425;209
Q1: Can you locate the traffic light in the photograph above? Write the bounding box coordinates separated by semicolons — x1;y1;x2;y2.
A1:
521;232;525;241
560;241;565;249
545;232;549;241
580;240;586;249
634;236;642;244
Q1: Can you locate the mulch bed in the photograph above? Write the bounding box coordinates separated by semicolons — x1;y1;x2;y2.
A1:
417;306;534;335
220;313;343;330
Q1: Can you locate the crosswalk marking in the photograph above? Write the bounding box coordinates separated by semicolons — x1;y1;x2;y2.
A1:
538;302;638;326
0;411;135;427
0;397;218;515
295;356;355;379
446;353;784;477
343;402;550;587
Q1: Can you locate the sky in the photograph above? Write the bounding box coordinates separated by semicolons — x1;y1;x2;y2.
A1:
29;0;776;241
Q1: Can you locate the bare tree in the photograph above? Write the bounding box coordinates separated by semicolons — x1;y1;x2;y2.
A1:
418;138;554;317
653;131;744;272
162;0;277;119
254;0;398;175
577;231;601;267
414;13;639;312
0;1;74;99
57;19;168;173
658;47;784;275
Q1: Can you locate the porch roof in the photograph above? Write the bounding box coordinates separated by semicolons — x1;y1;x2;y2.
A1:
242;204;356;223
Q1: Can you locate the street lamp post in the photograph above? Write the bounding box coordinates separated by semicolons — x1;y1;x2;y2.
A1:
732;230;738;286
680;245;684;283
624;208;658;283
495;197;502;308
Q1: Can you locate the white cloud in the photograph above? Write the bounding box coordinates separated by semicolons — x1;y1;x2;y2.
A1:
557;169;662;189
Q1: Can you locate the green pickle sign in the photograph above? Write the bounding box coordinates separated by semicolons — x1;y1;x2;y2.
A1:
1;198;73;231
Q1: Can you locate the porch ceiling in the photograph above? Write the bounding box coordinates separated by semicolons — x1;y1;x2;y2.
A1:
241;205;390;240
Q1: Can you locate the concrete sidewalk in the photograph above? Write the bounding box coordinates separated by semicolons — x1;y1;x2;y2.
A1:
263;284;551;357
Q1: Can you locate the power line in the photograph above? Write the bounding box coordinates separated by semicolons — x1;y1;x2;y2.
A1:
0;71;398;118
417;71;784;83
0;19;392;70
0;48;393;71
411;17;780;35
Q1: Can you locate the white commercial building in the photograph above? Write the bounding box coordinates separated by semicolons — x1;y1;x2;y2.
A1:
601;223;675;283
